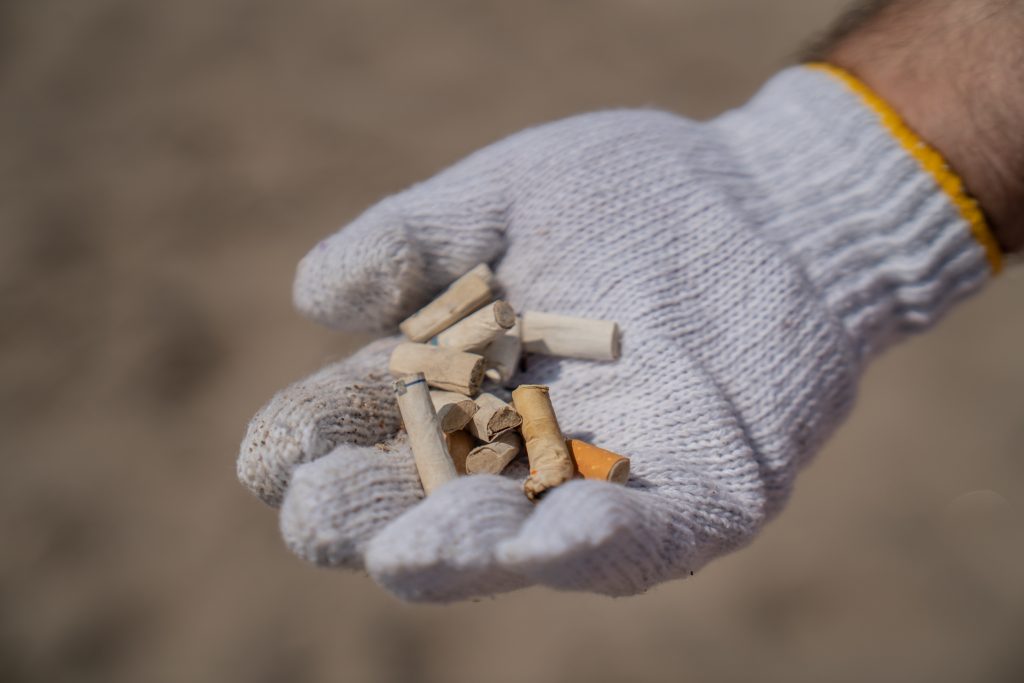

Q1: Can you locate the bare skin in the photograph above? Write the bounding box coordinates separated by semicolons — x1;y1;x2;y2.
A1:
809;0;1024;253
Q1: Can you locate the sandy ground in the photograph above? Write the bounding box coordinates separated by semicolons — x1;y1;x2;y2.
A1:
2;1;1023;681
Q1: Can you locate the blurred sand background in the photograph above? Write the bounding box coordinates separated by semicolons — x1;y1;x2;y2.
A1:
2;0;1023;681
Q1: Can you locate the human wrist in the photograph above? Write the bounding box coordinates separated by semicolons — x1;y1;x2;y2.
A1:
712;66;993;360
827;53;1024;254
820;0;1024;254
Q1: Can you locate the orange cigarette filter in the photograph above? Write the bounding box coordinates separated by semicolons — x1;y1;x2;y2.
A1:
566;439;630;484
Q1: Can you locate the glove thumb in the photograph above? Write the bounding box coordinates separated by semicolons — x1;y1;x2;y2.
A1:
293;150;510;332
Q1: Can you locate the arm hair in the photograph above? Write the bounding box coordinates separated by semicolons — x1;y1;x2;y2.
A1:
801;0;1024;252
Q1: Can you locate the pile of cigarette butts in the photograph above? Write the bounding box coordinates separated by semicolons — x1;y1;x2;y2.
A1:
389;263;630;501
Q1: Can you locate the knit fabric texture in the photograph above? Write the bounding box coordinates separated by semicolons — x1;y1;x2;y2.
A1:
237;66;992;602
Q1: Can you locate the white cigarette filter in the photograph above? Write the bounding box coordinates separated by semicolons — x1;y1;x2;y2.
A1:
520;311;620;361
483;317;522;384
512;384;575;500
467;392;522;442
465;431;522;475
436;300;516;352
393;374;458;495
399;264;494;343
429;390;479;433
389;342;485;395
445;430;476;475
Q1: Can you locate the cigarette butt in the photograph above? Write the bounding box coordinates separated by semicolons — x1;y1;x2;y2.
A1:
521;311;620;361
430;390;479;433
465;431;522;475
445;430;476;475
436;300;516;353
393;374;458;495
512;384;574;500
389;342;485;395
467;392;522;442
565;439;630;484
483;317;522;384
399;264;494;343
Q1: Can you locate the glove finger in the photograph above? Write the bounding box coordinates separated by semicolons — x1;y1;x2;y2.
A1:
364;475;533;602
497;473;761;596
293;152;510;332
279;436;423;570
496;340;769;596
237;337;402;507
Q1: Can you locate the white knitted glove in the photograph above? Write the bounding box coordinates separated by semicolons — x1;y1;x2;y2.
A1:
238;66;997;601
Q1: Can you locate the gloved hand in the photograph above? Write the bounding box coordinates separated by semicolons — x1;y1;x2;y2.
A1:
237;65;997;601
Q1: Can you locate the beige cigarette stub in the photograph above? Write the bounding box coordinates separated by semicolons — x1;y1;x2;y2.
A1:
436;300;515;352
512;384;574;500
521;311;620;361
466;431;522;475
430;390;479;433
399;264;494;343
394;374;458;495
483;317;522;384
566;439;630;484
445;430;476;475
467;392;522;442
389;342;485;395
